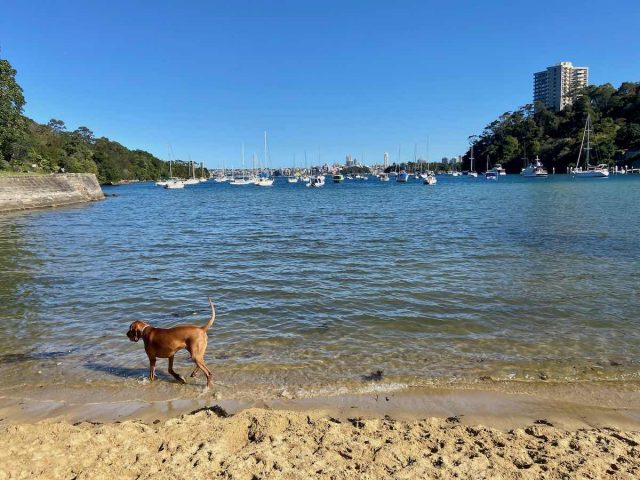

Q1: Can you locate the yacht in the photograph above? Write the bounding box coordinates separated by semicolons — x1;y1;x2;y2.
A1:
573;115;610;178
255;132;275;186
423;173;437;185
307;175;325;187
379;173;390;181
230;144;252;185
333;173;344;183
463;146;478;177
164;179;185;189
491;164;507;176
396;170;409;182
521;156;548;177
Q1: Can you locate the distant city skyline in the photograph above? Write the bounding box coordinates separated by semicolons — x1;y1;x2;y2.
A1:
1;1;638;168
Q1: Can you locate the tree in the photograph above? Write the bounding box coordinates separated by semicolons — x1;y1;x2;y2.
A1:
47;119;66;133
616;123;640;149
0;57;26;164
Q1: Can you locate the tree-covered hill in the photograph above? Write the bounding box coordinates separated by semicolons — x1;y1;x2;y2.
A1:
0;56;207;183
464;83;640;173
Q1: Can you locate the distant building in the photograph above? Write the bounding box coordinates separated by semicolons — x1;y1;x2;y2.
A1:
346;154;353;167
533;61;588;111
383;152;389;169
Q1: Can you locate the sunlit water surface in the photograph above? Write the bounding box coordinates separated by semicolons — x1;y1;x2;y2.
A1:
1;175;639;401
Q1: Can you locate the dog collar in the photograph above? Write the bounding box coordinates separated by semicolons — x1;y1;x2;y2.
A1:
138;325;149;340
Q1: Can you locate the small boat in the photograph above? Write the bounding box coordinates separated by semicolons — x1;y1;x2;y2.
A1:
423;173;437;185
521;156;548;177
164;179;185;189
464;146;478;177
333;173;344;183
491;164;507;176
230;144;252;185
255;132;275;186
379;173;390;181
345;175;353;180
307;175;325;187
213;176;229;183
255;177;274;186
155;180;169;187
287;176;299;183
300;175;310;183
485;171;497;180
396;170;409;183
573;115;610;178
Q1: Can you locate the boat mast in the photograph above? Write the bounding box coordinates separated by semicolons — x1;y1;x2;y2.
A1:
470;145;474;172
577;114;590;169
241;143;245;180
264;131;268;173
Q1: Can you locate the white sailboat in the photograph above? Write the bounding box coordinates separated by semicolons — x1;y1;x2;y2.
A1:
255;132;275;186
160;153;185;188
230;144;252;185
572;115;610;178
198;162;208;182
300;150;310;182
288;153;299;183
464;145;478;177
183;159;200;185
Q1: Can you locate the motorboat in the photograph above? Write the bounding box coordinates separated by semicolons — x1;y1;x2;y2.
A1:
423;173;437;185
307;175;325;187
164;179;185;189
521;156;548;177
333;173;344;183
491;164;507;176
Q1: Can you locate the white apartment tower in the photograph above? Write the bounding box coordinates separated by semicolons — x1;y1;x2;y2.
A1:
383;152;389;169
533;61;589;111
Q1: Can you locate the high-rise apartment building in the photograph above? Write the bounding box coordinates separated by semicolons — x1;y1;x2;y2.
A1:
533;62;589;111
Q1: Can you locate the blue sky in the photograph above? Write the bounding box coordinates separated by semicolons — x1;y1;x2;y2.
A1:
1;0;638;168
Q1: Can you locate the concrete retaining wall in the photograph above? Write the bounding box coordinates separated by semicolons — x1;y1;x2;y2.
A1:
0;173;104;213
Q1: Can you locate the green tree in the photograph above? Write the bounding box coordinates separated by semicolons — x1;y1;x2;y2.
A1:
0;57;26;165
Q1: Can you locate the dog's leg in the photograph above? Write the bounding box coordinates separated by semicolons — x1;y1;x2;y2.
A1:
189;366;200;378
193;356;212;389
168;356;187;384
149;356;157;382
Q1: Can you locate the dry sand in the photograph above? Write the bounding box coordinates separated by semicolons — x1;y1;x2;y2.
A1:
1;405;639;479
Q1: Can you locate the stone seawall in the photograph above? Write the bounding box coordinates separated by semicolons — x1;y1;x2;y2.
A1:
0;173;104;213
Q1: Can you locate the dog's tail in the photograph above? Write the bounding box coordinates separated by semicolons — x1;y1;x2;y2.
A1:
202;297;216;330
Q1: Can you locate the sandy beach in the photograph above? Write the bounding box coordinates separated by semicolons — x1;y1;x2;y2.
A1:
2;384;640;479
1;404;639;479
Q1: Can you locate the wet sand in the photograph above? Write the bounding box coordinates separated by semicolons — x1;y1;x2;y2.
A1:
1;384;640;478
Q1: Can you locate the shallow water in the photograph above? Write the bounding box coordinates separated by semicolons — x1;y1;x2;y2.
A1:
1;174;639;402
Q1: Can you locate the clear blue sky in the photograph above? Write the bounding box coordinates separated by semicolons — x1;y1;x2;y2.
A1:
1;0;638;168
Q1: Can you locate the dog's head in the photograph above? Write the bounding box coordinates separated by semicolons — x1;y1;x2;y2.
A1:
127;321;149;342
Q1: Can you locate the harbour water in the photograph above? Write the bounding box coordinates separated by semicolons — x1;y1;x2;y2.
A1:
1;175;639;406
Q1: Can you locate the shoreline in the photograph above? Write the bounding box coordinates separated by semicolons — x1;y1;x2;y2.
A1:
2;381;640;431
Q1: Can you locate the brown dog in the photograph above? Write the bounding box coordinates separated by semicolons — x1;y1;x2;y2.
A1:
127;298;216;388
